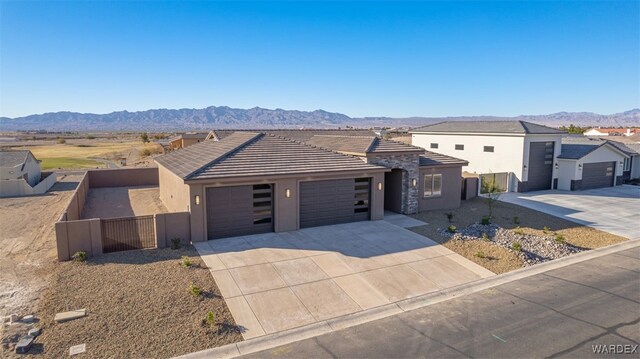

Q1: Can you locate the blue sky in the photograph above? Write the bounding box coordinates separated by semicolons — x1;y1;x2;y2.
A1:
1;1;638;118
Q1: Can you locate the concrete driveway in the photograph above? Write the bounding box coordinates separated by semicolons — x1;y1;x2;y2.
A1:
194;218;494;340
499;185;640;240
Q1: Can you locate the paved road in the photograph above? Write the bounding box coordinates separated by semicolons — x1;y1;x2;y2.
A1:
243;247;640;359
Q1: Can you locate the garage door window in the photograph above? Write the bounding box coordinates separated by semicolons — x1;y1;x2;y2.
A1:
423;174;442;197
354;178;370;213
253;184;272;224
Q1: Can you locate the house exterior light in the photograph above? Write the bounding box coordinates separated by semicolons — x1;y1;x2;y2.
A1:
412;178;417;187
377;182;383;191
195;195;200;205
285;188;291;198
554;163;559;170
578;164;582;170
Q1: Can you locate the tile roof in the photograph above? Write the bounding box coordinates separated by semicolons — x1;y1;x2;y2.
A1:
561;136;637;158
189;134;386;180
211;129;377;142
305;135;376;154
0;150;30;167
419;151;469;167
155;132;262;178
156;132;387;180
411;120;565;135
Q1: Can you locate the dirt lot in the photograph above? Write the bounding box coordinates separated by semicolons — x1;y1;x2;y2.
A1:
0;174;81;355
33;247;241;358
81;186;168;219
410;197;627;274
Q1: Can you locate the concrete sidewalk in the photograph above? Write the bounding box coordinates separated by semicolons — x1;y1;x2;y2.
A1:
194;219;494;340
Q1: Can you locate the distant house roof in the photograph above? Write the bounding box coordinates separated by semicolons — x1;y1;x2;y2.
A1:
558;136;632;160
210;129;378;142
0;150;31;168
585;128;639;135
419;151;469;167
410;121;565;135
156;132;387;181
168;132;211;143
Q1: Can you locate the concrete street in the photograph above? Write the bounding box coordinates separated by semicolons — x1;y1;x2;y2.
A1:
499;185;640;240
243;246;640;358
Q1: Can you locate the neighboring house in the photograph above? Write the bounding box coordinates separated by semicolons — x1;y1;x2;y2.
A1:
584;128;639;137
556;136;632;190
167;132;214;150
0;150;41;186
0;150;56;197
605;137;640;180
410;121;565;192
155;130;467;241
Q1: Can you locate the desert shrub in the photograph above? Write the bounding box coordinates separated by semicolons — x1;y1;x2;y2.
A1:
482;232;490;241
511;242;522;252
555;234;565;243
447;225;457;233
513;226;524;235
445;212;454;223
475;251;486;258
72;251;87;262
513;216;520;224
180;256;192;268
188;283;202;297
86;135;95;139
543;226;551;234
140;146;162;157
481;216;491;225
170;238;182;249
205;311;216;327
56;137;66;144
76;144;92;148
140;132;149;144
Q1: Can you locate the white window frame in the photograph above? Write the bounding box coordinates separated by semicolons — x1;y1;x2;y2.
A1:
623;157;631;171
423;174;442;197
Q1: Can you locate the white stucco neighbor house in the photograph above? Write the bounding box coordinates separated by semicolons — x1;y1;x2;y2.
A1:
584;127;639;137
410;121;565;192
0;150;57;197
557;137;637;190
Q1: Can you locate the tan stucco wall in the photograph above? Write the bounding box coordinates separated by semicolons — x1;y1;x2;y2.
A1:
88;167;158;188
418;166;462;212
184;170;388;242
155;212;191;248
158;164;190;213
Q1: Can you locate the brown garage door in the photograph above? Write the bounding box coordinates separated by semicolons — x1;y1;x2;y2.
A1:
206;184;273;240
582;162;616;190
299;178;370;229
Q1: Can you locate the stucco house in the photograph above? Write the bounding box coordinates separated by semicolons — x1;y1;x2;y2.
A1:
166;132;213;150
557;137;637;190
410;121;565;192
0;150;57;197
155;130;467;241
584;127;639;137
0;150;41;185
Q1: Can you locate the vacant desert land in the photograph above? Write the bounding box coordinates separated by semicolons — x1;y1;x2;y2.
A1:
0;174;82;356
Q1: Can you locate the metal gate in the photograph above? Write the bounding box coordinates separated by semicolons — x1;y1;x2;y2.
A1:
101;215;156;253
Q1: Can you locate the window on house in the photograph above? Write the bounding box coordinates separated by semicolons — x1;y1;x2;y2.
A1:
455;144;464;150
423;174;442;197
484;146;494;152
430;143;438;149
623;157;631;171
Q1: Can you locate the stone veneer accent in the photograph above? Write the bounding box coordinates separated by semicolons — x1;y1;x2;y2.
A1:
367;153;420;214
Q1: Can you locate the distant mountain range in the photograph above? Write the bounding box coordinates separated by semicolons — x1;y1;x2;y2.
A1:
0;106;638;131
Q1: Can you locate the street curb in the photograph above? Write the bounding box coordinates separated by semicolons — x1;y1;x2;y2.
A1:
174;239;639;359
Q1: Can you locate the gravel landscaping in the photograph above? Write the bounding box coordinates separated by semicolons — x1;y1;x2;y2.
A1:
410;197;627;274
19;246;242;359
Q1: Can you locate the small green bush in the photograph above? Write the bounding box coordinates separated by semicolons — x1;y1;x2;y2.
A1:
511;242;522;252
205;311;216;326
482;232;490;241
180;256;192;268
86;135;96;140
481;217;491;225
475;251;486;258
513;226;524;235
56;138;66;144
445;212;454;223
189;283;202;297
555;234;565;243
72;251;87;262
513;216;520;225
543;226;551;234
447;225;457;233
170;238;182;249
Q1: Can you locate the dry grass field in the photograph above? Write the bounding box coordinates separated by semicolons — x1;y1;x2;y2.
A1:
9;139;163;170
